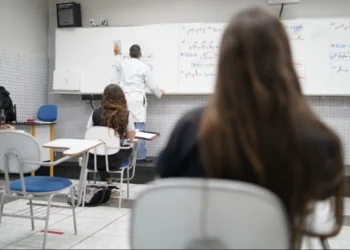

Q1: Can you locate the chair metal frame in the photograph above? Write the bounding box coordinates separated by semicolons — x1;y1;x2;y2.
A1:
80;127;138;208
0;131;77;249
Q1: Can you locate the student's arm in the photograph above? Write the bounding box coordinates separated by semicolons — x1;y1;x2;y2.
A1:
0;124;15;130
126;113;136;141
113;44;123;83
144;68;165;98
114;55;123;72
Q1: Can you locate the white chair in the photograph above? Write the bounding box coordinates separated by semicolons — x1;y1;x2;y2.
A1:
131;178;290;249
80;126;138;208
0;131;77;249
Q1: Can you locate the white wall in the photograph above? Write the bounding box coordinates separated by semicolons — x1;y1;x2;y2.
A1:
0;0;49;120
48;0;350;165
0;0;48;57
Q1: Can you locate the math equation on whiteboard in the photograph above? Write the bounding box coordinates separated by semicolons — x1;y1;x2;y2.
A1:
178;24;224;88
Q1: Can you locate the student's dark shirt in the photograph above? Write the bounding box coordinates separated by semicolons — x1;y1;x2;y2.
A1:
156;107;343;200
156;107;205;177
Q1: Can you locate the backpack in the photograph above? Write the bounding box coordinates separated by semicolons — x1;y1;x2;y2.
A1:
67;184;111;207
0;86;15;122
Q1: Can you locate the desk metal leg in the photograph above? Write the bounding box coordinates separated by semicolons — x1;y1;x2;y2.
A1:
320;238;330;249
76;152;89;207
31;125;36;177
49;124;55;177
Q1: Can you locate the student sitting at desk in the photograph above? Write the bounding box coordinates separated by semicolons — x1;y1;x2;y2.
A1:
86;84;136;183
156;7;345;248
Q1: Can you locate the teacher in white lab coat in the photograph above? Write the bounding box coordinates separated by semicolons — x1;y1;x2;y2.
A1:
114;44;165;162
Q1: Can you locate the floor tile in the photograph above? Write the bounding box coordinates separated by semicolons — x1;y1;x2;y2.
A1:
344;198;350;216
118;213;131;221
54;207;88;216
3;200;29;210
0;243;8;249
0;224;35;245
3;213;71;228
128;184;150;193
2;208;19;222
71;235;130;249
127;191;142;200
95;220;130;238
4;231;88;250
51;216;113;235
328;239;350;249
77;206;130;220
334;226;350;241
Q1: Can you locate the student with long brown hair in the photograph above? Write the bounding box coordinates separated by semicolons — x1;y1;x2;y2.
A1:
156;7;345;248
86;84;135;182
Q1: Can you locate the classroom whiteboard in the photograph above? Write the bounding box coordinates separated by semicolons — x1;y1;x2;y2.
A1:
55;19;350;95
55;24;179;94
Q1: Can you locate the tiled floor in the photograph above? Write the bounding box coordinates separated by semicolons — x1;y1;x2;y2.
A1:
0;183;144;249
1;182;350;249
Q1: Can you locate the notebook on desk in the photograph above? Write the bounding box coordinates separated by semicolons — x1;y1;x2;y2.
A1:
135;131;160;140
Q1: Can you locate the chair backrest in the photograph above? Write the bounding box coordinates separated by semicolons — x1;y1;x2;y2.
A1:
37;104;58;122
84;126;121;155
0;131;41;174
131;178;290;249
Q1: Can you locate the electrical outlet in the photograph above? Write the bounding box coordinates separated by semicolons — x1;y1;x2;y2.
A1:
268;0;300;4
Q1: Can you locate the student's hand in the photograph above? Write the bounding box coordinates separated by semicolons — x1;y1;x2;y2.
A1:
7;125;15;130
160;89;166;96
0;124;15;130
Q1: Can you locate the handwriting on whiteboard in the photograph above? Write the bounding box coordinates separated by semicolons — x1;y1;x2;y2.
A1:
284;24;304;41
180;70;217;78
180;51;219;60
331;44;350;49
185;41;220;51
330;52;350;60
191;62;217;68
331;21;350;31
332;65;349;73
284;22;307;84
184;26;224;36
122;53;154;61
178;24;224;92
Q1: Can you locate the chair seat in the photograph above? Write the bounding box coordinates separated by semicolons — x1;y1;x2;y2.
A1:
10;176;72;193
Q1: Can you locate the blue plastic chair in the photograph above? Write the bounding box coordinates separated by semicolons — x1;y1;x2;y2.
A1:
0;131;77;249
37;104;58;122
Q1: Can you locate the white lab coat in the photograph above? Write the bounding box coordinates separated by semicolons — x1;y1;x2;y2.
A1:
114;57;162;123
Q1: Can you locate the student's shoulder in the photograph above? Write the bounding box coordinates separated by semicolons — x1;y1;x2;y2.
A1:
182;107;206;122
174;107;206;132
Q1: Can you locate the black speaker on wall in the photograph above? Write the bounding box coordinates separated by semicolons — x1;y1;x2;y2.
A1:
57;2;82;28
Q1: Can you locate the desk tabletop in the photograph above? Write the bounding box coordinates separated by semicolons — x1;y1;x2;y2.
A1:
13;122;56;126
43;138;102;156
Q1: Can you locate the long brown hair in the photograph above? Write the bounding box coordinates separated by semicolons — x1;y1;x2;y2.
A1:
199;8;345;248
101;84;129;136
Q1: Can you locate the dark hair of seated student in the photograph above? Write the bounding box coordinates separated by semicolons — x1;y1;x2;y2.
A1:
87;84;135;181
129;44;141;59
155;7;345;248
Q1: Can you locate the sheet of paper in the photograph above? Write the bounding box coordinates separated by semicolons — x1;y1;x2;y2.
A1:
136;131;158;140
34;120;54;124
